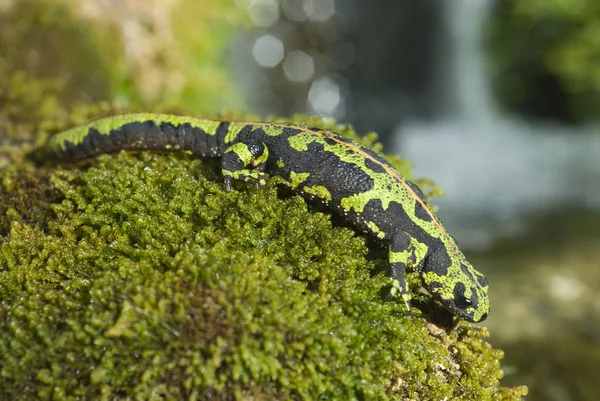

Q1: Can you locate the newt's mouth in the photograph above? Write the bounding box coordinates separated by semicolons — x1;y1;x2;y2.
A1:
416;285;488;323
440;297;488;323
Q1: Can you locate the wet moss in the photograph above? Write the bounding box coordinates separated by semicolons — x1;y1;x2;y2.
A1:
0;166;62;239
0;113;527;399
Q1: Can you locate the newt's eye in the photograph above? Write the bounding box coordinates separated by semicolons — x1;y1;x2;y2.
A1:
453;282;473;310
477;274;488;288
455;294;472;310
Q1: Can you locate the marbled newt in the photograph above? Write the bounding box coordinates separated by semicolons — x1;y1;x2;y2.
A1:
46;113;490;322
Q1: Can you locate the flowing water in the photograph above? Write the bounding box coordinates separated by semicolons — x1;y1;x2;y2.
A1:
393;0;600;250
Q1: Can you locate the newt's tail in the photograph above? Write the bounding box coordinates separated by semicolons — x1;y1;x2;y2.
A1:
46;113;228;162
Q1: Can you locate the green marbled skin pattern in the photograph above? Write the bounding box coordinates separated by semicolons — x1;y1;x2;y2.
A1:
47;113;489;322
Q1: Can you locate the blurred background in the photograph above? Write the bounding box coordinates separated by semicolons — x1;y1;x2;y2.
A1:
1;0;599;399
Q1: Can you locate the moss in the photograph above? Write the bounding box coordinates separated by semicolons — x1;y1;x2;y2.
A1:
0;112;527;399
0;0;123;110
0;166;62;238
0;0;245;123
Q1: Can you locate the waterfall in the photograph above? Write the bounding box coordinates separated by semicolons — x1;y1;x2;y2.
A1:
393;0;600;249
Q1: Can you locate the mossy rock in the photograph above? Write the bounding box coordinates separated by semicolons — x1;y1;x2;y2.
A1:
0;113;527;400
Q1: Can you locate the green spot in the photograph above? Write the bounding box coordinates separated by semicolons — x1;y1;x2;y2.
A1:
389;249;410;264
289;171;310;189
424;272;454;300
302;185;332;201
262;124;287;137
224;142;253;164
288;132;316;152
339;176;405;214
389;237;428;266
367;221;385;239
224;122;251;144
411;238;429;267
401;293;411;310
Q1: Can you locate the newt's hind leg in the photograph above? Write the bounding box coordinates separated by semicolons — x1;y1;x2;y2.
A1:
221;140;270;191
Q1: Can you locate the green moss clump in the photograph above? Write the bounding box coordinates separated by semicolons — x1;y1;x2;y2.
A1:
0;166;62;238
0;114;527;399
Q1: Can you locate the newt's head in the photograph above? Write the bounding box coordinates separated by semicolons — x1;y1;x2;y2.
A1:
422;246;490;323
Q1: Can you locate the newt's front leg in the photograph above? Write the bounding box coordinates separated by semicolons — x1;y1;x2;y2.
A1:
389;231;414;310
